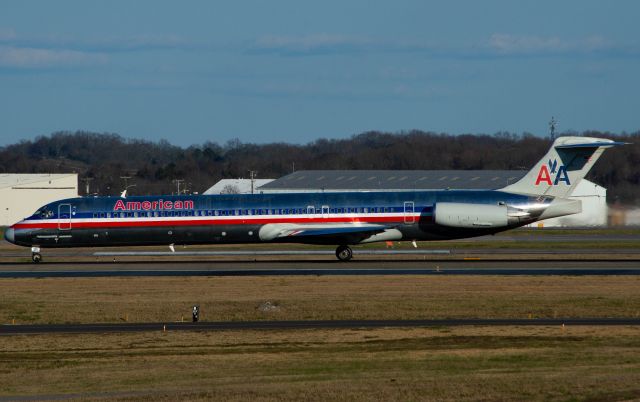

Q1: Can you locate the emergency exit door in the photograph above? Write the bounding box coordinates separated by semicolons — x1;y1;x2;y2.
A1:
403;201;415;224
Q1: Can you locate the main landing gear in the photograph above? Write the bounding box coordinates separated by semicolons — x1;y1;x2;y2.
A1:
335;245;353;262
31;246;42;263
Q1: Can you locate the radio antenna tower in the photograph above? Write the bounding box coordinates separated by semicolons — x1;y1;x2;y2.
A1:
549;116;557;140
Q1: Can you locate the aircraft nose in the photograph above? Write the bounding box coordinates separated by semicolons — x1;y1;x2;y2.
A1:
4;227;15;244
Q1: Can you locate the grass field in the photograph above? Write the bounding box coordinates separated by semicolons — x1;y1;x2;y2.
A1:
2;275;640;324
2;276;640;400
2;326;640;401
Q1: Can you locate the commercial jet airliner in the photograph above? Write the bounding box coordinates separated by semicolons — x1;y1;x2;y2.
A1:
4;136;624;262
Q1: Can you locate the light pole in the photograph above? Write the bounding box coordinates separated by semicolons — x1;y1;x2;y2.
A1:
248;170;257;194
173;179;184;195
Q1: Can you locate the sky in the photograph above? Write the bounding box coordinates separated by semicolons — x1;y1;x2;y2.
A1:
1;0;639;146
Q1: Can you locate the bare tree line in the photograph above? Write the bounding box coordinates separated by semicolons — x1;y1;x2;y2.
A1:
0;130;637;203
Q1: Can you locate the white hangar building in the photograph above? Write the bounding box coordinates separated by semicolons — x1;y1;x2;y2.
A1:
254;170;607;227
204;178;275;195
0;174;78;226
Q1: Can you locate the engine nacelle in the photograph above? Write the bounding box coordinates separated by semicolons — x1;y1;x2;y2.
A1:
434;202;509;228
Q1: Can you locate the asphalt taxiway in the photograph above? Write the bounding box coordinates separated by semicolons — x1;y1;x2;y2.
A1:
3;318;640;335
1;260;640;277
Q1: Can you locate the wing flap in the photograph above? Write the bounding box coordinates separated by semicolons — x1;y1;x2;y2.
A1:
258;223;387;242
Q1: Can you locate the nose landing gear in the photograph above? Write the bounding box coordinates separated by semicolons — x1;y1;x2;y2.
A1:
31;246;42;263
335;245;353;262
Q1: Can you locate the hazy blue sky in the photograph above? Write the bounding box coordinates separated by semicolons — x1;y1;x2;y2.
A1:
1;1;639;146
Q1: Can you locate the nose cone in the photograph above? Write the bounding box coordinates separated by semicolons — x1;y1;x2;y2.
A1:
4;227;15;244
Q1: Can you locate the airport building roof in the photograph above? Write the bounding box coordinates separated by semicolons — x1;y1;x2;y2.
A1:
204;178;275;194
0;173;78;190
258;170;528;192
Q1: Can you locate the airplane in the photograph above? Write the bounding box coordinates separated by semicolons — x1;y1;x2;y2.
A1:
4;136;624;263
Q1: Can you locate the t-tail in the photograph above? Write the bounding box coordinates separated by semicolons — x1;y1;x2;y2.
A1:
501;136;626;198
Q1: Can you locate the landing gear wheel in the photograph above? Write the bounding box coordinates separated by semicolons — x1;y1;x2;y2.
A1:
335;245;353;262
31;253;42;263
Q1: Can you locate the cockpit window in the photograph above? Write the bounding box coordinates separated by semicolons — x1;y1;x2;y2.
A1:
35;207;54;219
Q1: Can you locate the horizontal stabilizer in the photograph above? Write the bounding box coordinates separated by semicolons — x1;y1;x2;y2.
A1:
555;141;628;149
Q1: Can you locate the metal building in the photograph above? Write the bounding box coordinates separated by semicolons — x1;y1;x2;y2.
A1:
531;179;607;227
0;174;78;226
258;170;527;192
256;170;607;227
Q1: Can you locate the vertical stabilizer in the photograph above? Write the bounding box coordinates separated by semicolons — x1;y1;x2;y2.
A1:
501;136;624;198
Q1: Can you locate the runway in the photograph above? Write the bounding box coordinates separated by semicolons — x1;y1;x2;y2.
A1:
1;248;639;259
3;318;640;335
1;260;640;277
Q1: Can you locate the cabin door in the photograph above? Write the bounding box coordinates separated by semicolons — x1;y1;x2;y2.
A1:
58;204;72;230
321;205;330;219
403;201;415;224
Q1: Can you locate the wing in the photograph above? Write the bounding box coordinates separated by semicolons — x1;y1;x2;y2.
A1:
258;222;389;244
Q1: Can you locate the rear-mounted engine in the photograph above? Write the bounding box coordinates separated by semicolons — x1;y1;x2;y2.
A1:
434;202;530;228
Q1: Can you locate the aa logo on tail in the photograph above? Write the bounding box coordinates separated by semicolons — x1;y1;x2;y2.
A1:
535;159;570;186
